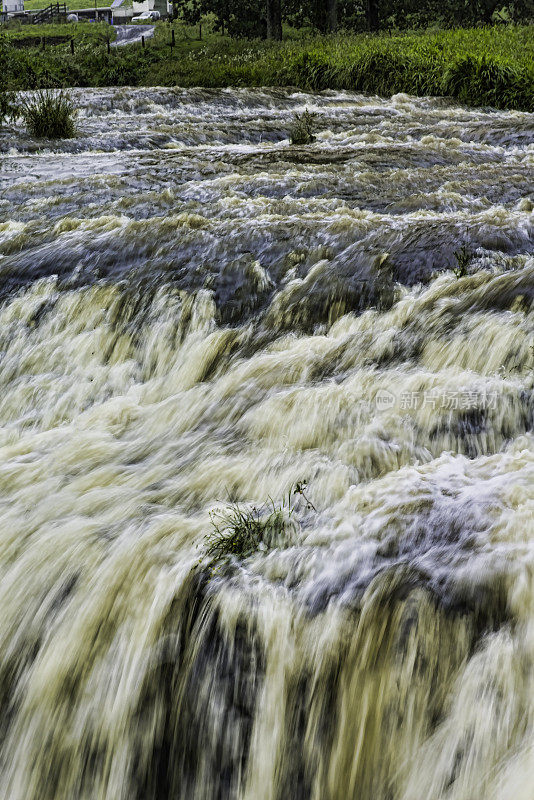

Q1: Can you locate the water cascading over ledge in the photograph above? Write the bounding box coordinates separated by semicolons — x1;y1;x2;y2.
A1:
0;87;533;800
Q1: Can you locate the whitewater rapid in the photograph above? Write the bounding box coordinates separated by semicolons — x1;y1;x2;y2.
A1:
0;87;533;800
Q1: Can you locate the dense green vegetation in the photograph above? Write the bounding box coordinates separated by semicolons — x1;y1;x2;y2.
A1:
148;24;534;110
174;0;533;39
0;21;533;110
0;20;115;43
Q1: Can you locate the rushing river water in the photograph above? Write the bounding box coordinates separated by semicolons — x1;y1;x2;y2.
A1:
0;87;533;800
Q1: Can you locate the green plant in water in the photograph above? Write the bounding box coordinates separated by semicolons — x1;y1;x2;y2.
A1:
371;253;396;312
204;482;314;567
294;480;316;511
20;90;77;139
452;242;472;279
289;108;316;145
0;89;18;127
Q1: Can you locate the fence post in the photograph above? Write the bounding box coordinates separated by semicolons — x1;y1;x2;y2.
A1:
107;38;110;54
70;37;74;54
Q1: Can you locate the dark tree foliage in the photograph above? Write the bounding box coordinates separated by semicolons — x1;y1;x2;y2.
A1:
173;0;203;24
176;0;534;37
284;0;364;32
174;0;267;37
377;0;533;28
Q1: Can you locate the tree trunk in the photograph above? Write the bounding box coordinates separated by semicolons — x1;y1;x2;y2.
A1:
367;0;379;31
266;0;282;40
480;0;501;23
326;0;338;31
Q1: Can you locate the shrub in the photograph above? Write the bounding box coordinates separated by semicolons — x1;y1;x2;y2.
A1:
289;108;316;145
20;89;77;138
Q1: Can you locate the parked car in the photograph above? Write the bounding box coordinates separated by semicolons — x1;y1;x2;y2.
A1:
131;10;159;21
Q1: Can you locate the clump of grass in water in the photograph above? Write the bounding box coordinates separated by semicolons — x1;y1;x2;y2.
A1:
204;482;314;568
452;242;472;279
0;89;18;127
289;109;316;145
21;90;76;139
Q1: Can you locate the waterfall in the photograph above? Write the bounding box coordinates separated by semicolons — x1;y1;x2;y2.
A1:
0;87;533;800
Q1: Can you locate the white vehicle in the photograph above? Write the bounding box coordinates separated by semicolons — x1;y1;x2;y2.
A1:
131;10;159;21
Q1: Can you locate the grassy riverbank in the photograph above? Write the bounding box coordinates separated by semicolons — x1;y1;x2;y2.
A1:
0;21;115;43
1;23;533;110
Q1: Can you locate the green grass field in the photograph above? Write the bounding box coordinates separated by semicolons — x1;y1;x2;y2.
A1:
0;21;533;111
0;20;115;34
0;20;115;44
